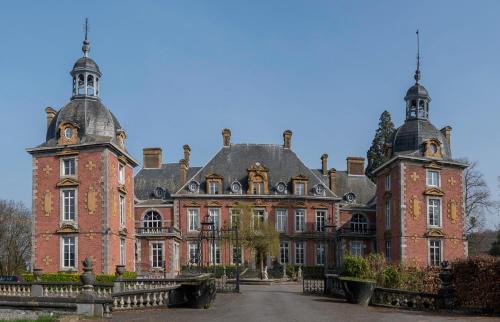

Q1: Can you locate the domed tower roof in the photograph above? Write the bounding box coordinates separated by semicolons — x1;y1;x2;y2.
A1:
72;57;101;76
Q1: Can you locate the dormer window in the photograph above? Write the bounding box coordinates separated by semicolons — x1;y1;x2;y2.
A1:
276;182;287;194
58;123;78;146
291;175;308;196
424;139;442;159
209;181;218;194
206;174;223;195
64;128;73;139
247;162;269;195
314;184;325;196
252;179;265;195
230;181;242;194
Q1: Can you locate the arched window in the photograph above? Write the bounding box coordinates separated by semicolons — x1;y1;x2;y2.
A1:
87;75;95;96
72;77;77;95
350;213;368;233
143;211;162;228
77;74;85;95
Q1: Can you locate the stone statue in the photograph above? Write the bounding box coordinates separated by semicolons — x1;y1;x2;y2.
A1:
263;266;269;280
297;266;303;281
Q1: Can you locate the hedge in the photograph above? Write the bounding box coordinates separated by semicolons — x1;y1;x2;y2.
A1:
21;271;137;283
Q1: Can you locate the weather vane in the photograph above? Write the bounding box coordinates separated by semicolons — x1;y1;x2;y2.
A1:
414;29;421;84
82;17;90;57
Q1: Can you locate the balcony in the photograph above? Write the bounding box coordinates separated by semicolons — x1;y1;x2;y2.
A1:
337;227;376;238
135;226;180;238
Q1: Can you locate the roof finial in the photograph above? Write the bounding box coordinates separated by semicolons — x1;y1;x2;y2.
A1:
82;17;90;57
414;29;421;84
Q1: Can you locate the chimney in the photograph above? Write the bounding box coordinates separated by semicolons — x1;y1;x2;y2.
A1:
222;128;231;147
347;157;365;175
328;168;337;194
283;130;292;149
179;159;188;187
321;154;328;175
143;148;162;168
45;107;57;128
183;144;191;165
440;126;452;146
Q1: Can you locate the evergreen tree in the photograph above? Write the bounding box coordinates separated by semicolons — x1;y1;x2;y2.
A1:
366;111;395;182
489;231;500;256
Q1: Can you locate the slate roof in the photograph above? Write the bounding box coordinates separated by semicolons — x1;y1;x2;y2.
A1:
71;57;101;76
135;163;201;200
178;144;336;198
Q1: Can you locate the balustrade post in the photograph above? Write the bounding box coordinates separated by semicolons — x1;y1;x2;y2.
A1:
31;268;43;297
437;261;457;310
114;264;126;293
77;257;103;317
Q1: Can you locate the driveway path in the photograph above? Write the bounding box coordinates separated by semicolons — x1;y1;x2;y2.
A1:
112;283;499;322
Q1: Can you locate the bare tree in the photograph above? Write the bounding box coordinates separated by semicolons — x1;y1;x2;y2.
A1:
0;200;31;275
461;160;493;236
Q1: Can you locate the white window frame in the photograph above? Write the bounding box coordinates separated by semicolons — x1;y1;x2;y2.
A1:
276;209;288;232
384;174;391;191
61;157;76;177
60;236;77;270
209;242;221;265
384;199;391;230
252;209;265;229
384;240;392;261
428;239;442;267
230;208;241;228
427;197;442;228
295;241;305;265
350;213;368;233
209;181;218;194
294;209;305;232
188;241;199;265
315;210;326;232
188;208;200;232
426;170;440;187
61;189;77;222
118;163;125;185
279;241;289;264
150;241;164;269
120;238;126;265
295;182;305;196
119;194;126;228
350;240;363;257
143;210;162;228
208;208;221;230
252;182;265;195
315;243;325;266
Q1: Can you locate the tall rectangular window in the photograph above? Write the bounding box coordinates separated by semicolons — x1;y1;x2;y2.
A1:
62;189;76;221
384;240;392;261
151;242;163;268
295;183;305;196
429;240;442;266
384;174;391;191
62;158;76;177
351;241;363;257
209;181;218;194
252;182;265;195
294;209;305;232
427;198;441;227
62;236;76;269
119;163;125;184
315;210;326;232
188;208;199;231
208;208;220;230
119;194;125;227
316;243;325;265
280;241;289;264
295;241;305;265
188;242;199;265
276;209;288;232
209;242;220;264
253;209;265;229
426;170;440;187
230;208;241;228
120;238;126;265
384;199;391;230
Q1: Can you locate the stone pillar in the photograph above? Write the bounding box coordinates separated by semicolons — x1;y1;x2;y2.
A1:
437;261;457;310
31;268;43;297
113;264;125;293
77;257;101;317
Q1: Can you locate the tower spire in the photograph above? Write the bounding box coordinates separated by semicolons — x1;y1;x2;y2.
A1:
414;29;421;84
82;18;90;57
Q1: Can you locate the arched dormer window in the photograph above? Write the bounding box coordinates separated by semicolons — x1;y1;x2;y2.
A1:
77;74;85;95
247;162;269;195
87;75;95;96
350;213;368;233
143;211;162;228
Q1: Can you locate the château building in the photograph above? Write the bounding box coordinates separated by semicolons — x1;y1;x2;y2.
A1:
27;27;467;275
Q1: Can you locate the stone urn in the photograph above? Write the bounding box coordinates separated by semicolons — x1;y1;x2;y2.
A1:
340;277;376;306
33;268;43;282
115;265;126;280
80;257;96;288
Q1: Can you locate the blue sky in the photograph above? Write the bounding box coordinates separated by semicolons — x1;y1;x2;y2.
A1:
0;1;499;226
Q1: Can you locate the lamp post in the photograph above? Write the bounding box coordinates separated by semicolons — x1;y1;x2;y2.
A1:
201;214;216;269
324;214;337;274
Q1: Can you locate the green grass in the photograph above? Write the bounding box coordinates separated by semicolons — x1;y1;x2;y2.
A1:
0;315;58;322
338;276;376;283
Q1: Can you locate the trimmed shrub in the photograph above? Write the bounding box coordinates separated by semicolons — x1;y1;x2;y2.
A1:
341;255;374;280
21;271;137;283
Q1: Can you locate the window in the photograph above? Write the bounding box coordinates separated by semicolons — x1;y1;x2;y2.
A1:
188;242;199;265
280;241;289;264
253;209;265;229
143;211;162;228
151;242;163;268
350;214;368;233
119;195;125;228
120;238;126;265
351;241;363;256
316;243;325;265
295;242;305;265
294;209;305;232
429;240;442;266
209;242;221;264
61;236;76;269
384;199;391;230
385;240;391;261
62;158;76;177
427;198;441;227
208;208;220;230
230;208;241;228
315;210;326;232
62;189;76;221
232;244;242;265
295;182;305;196
119;164;125;184
427;170;440;187
188;209;199;231
209;181;219;194
276;209;288;232
384;174;391;191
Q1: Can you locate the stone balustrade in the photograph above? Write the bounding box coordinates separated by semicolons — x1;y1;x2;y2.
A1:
370;287;438;310
112;286;178;311
0;282;31;297
40;282;81;298
121;279;178;291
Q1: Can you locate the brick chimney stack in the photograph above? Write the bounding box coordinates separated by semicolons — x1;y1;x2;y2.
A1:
222;128;231;147
440;126;452;147
328;168;337;194
347;157;365;175
45;107;57;128
321;154;328;175
143;148;162;169
179;159;188;187
283;130;292;149
183;145;191;165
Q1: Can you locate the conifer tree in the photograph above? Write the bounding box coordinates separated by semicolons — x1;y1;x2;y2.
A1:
366;111;395;182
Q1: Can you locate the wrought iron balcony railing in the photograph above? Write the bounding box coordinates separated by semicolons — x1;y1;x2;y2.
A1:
337;227;376;237
135;227;179;237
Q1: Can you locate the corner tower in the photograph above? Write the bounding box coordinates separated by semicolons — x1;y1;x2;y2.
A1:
27;20;139;274
372;32;467;267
